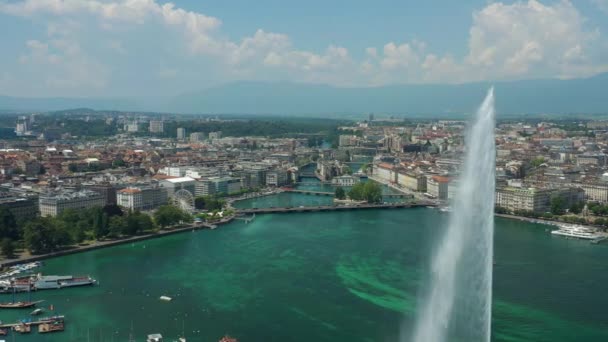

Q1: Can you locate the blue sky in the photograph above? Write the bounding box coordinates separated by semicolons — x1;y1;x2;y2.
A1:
0;0;607;97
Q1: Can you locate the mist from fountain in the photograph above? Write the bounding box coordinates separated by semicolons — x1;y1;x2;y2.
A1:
409;87;496;342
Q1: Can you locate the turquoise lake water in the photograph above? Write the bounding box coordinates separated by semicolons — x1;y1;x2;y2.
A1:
1;192;607;341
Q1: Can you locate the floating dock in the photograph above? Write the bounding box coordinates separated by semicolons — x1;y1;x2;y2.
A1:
0;315;64;330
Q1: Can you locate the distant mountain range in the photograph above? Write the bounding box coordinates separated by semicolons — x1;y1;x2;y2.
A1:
0;95;138;112
1;73;607;116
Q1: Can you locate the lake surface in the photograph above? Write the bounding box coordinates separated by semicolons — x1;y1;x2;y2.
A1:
2;201;607;341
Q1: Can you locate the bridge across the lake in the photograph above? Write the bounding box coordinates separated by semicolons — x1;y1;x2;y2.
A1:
236;202;434;214
283;189;411;198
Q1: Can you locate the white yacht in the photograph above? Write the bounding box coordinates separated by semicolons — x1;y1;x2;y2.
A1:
551;224;604;240
147;334;163;342
33;275;97;290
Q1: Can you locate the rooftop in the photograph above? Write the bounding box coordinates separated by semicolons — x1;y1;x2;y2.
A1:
118;188;142;194
163;177;195;183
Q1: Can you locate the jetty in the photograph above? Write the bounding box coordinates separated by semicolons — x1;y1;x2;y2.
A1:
234;214;256;223
236;202;433;214
0;315;64;330
282;189;410;198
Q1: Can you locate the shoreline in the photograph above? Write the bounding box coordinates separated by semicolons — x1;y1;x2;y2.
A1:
2;203;598;269
0;189;282;269
495;213;605;231
495;213;559;227
0;217;235;268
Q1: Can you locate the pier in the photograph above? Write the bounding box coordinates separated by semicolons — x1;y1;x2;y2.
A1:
283;189;411;198
234;214;256;223
236;202;433;214
0;315;64;330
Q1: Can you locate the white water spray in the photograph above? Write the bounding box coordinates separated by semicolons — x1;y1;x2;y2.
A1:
410;88;496;342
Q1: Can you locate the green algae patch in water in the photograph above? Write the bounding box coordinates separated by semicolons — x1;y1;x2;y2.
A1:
335;255;416;313
492;300;608;342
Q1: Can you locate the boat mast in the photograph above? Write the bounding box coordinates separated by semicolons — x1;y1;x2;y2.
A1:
128;321;135;342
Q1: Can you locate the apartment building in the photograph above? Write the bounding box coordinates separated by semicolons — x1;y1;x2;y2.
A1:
117;186;168;211
39;190;106;217
397;172;427;192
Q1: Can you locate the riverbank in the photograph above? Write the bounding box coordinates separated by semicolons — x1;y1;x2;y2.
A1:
495;213;560;227
0;216;236;268
494;213;608;232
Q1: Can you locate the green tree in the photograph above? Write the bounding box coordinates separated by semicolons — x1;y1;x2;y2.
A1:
346;181;382;203
335;187;346;200
112;159;126;168
194;196;206;210
363;181;383;203
57;208;80;223
108;215;127;238
494;206;509;214
57;208;89;243
92;208;109;239
202;197;226;211
348;182;365;201
569;202;583;215
154;205;190;228
124;211;155;235
134;212;156;231
103;204;124;217
550;196;566;215
23;217;72;254
0;207;19;240
530;157;546;168
72;221;88;243
1;238;15;258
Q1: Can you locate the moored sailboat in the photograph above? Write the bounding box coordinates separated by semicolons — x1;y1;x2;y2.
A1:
0;300;43;309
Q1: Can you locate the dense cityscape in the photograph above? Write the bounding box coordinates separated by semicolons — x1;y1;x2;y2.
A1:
2;0;608;341
1;110;608;259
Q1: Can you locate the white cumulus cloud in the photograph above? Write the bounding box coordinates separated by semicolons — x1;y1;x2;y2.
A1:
466;0;603;79
0;0;606;96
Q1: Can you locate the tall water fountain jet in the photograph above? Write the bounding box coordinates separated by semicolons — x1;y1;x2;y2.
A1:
410;88;495;342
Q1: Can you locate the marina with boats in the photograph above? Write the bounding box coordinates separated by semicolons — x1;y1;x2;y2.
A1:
0;273;96;293
0;260;98;339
